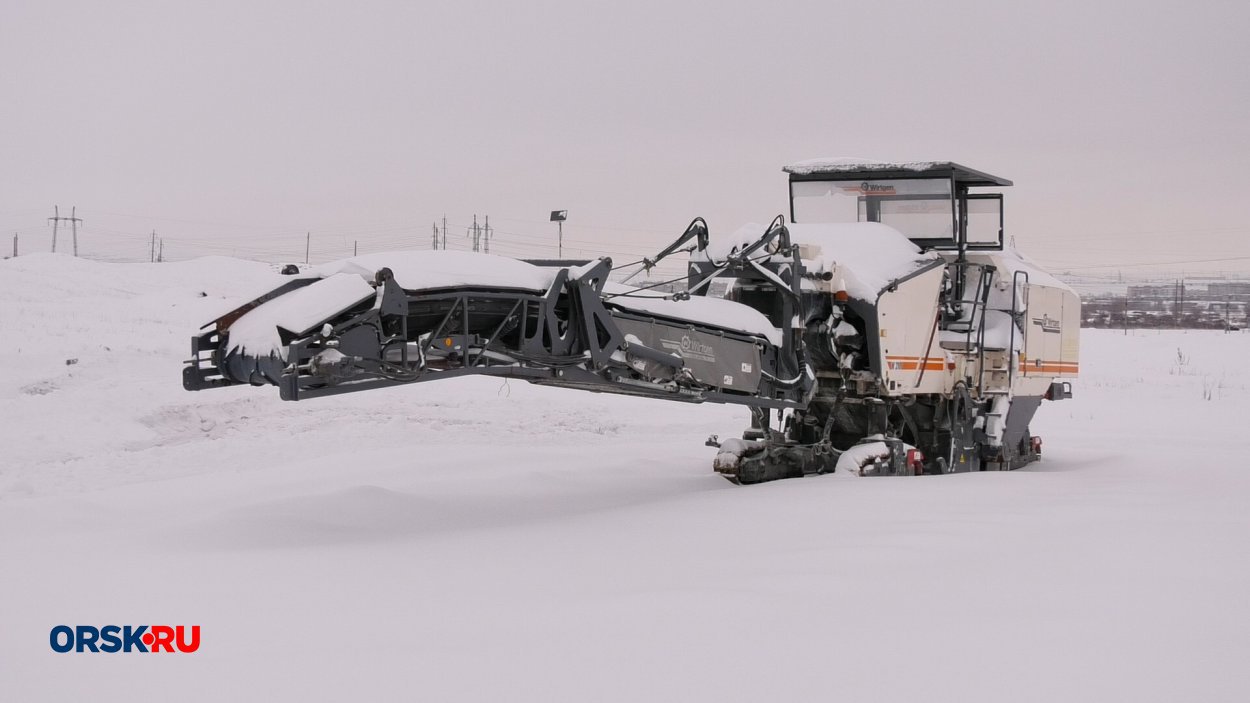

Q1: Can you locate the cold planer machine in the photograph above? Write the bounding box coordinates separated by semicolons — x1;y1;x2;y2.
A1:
185;161;1079;484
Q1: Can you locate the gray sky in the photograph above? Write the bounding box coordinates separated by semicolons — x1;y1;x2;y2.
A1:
3;0;1247;279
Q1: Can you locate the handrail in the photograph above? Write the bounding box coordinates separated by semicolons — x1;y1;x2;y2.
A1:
973;267;993;393
1009;270;1029;387
944;260;995;396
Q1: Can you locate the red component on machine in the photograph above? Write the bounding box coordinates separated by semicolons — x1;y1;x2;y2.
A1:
906;448;925;475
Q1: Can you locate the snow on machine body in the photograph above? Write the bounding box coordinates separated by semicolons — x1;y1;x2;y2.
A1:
185;159;1078;483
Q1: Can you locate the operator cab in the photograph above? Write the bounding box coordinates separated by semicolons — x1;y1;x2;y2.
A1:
784;158;1011;251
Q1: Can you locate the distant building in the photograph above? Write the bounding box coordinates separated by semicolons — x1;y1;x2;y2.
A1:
1208;282;1250;302
1079;277;1249;329
1126;284;1176;300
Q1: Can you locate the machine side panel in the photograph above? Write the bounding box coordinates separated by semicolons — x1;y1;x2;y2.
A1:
1060;290;1081;376
612;316;763;392
1022;284;1076;377
875;266;950;396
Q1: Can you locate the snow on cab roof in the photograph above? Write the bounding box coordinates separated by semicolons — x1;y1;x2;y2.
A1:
784;157;1012;187
784;157;941;175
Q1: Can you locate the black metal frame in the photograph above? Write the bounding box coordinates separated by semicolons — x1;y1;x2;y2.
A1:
785;162;1012;254
960;192;1005;251
185;243;813;412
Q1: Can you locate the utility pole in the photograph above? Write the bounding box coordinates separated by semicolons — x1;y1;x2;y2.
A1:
442;215;448;250
484;215;492;254
305;232;311;265
12;232;17;257
1179;278;1185;328
47;206;83;256
150;230;157;262
158;238;164;263
1173;279;1180;327
71;207;80;256
354;240;358;256
432;222;440;250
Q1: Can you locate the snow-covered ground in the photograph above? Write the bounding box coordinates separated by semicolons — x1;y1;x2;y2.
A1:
2;254;1248;701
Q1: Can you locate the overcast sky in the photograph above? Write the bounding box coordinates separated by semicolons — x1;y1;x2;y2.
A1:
2;1;1247;278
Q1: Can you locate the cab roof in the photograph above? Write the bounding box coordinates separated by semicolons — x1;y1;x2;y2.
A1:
784;157;1012;187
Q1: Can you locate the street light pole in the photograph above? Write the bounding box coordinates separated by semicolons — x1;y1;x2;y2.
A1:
550;210;567;259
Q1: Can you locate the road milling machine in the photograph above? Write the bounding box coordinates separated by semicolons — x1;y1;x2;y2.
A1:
184;160;1079;484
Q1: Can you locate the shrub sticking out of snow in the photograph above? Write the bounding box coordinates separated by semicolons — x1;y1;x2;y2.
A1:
1172;347;1191;375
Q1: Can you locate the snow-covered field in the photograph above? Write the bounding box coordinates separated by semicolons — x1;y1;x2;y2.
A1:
2;254;1248;701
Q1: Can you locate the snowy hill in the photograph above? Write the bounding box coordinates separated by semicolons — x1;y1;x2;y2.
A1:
2;254;1249;701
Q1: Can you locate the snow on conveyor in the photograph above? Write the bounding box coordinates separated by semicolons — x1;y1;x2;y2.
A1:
225;252;556;357
317;250;558;292
224;250;785;355
603;283;783;346
227;273;376;357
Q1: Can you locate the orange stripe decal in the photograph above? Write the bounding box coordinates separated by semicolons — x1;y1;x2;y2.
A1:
885;355;954;372
1020;359;1079;374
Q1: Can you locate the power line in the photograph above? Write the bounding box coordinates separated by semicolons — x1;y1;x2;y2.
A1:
1058;254;1250;271
47;205;83;255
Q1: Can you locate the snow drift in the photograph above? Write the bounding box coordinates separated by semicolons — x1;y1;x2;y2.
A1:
2;253;1249;702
